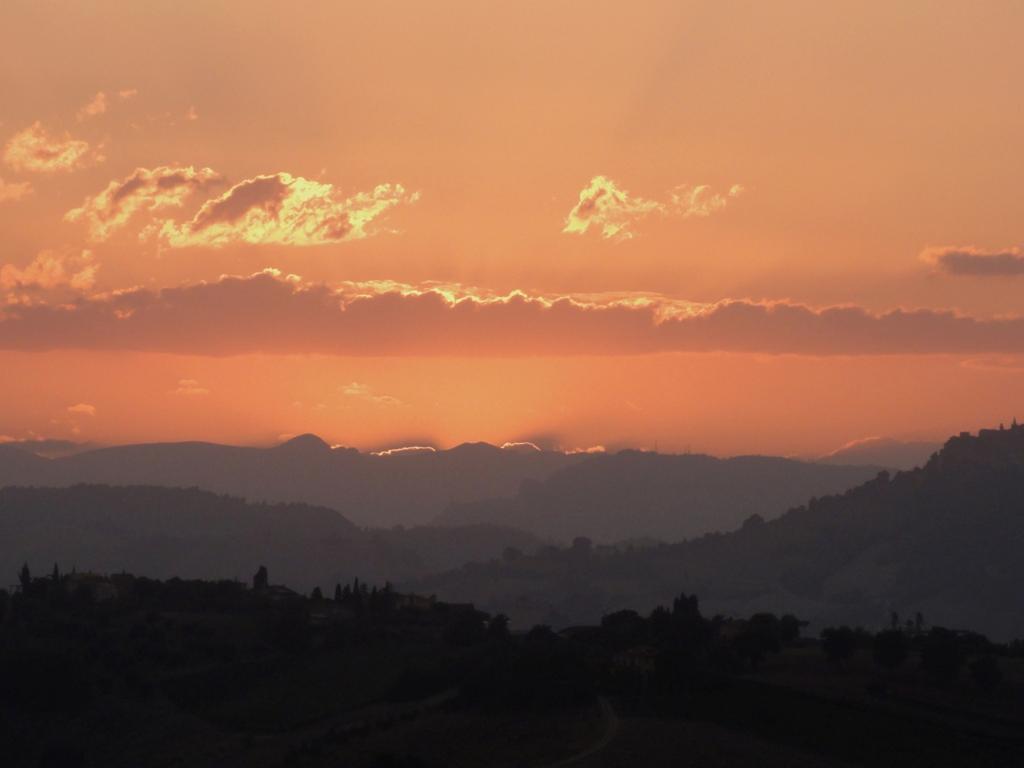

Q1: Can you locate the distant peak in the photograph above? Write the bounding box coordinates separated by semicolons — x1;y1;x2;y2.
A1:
276;433;331;452
447;441;501;455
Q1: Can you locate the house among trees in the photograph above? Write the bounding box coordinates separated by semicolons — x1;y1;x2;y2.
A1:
396;593;436;611
251;565;299;602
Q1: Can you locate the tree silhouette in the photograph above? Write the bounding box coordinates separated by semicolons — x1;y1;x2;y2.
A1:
970;655;1002;693
253;565;268;591
487;613;510;641
873;630;908;671
19;562;31;591
821;626;857;668
779;614;803;645
51;562;61;582
921;628;963;685
311;586;323;601
334;583;342;602
736;614;782;671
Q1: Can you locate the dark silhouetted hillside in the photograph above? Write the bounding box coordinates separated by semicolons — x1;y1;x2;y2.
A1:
0;484;540;591
416;424;1024;639
436;451;881;542
0;436;583;527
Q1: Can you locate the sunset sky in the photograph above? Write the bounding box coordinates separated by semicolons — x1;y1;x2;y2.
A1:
1;0;1023;456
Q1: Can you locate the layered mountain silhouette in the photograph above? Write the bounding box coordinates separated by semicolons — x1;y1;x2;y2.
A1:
0;436;583;527
818;436;942;471
436;452;881;542
416;424;1024;639
0;484;540;591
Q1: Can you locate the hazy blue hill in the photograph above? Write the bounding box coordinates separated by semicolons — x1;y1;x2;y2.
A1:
0;484;540;591
436;450;882;542
818;437;942;471
0;437;582;527
416;425;1024;639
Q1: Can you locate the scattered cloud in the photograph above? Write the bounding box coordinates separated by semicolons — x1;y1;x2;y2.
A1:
157;172;418;247
563;175;661;240
3;122;103;173
563;175;743;241
500;441;542;452
341;381;403;406
173;378;210;396
371;445;436;457
566;445;607;454
669;183;744;218
0;249;98;303
76;91;109;121
67;403;96;416
118;88;139;100
185;105;199;122
66;165;222;241
0;177;32;203
921;245;1024;276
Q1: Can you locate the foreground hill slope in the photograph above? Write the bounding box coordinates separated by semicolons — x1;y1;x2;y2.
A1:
416;424;1024;639
0;484;540;591
0;436;582;527
436;451;881;542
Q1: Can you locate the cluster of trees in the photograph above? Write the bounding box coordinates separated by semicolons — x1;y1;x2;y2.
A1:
820;624;1006;692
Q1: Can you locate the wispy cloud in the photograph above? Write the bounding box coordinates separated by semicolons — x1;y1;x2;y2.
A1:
173;378;210;396
67;403;97;416
3;122;103;173
66;165;222;241
0;249;98;303
76;92;108;122
0;177;32;203
341;381;403;406
563;175;743;241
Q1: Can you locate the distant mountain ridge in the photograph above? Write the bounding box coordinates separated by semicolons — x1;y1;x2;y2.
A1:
0;437;880;538
0;484;541;591
818;437;942;471
0;436;583;527
436;451;882;542
415;424;1024;639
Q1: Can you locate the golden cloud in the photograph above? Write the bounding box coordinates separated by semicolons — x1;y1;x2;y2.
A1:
0;250;98;304
564;175;743;241
66;166;222;241
157;172;419;247
3;122;103;174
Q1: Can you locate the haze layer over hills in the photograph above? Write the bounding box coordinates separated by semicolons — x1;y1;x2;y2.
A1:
0;436;881;536
0;485;540;591
418;424;1024;640
437;452;880;542
0;436;582;528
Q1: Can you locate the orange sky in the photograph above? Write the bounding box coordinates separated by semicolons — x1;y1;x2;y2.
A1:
1;1;1022;455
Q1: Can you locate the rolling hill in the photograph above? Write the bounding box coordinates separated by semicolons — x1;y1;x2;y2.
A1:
416;424;1024;639
436;451;882;542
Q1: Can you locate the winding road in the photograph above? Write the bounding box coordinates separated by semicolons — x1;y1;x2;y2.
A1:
543;696;620;767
